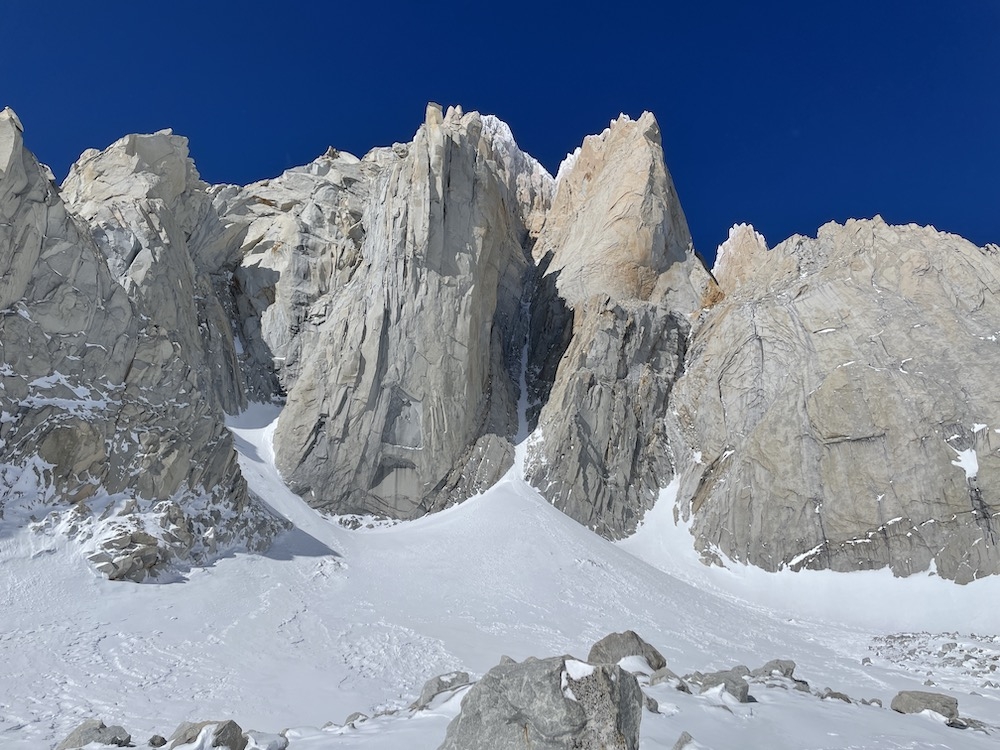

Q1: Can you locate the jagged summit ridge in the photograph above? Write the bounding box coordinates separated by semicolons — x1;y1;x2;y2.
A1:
0;110;284;582
2;102;999;583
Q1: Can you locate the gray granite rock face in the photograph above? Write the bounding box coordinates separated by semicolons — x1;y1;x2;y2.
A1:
524;113;711;539
671;218;1000;582
438;655;641;750
267;104;552;517
62;129;249;415
0;108;282;581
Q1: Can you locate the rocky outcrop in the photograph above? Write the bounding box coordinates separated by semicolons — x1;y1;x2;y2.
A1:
0;107;282;581
62;129;248;414
410;670;472;710
890;690;959;719
684;666;752;702
265;104;553;517
55;719;130;749
524;113;713;538
587;630;667;672
439;655;642;750
168;719;247;749
671;217;1000;582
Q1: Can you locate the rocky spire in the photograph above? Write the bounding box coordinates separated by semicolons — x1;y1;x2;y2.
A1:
0;109;283;581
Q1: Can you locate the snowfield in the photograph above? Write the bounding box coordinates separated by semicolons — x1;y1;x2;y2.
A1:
1;403;998;748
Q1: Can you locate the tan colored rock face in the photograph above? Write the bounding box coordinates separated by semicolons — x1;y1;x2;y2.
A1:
535;112;708;312
524;112;710;538
672;218;1000;582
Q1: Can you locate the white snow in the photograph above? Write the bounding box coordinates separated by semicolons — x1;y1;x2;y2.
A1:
554;146;581;185
951;447;980;479
564;659;596;681
1;404;999;749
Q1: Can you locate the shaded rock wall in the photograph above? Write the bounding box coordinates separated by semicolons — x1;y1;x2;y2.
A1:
267;104;553;516
524;113;712;538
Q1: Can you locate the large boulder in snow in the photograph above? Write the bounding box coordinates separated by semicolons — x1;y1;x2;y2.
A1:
684;666;752;703
168;719;247;749
55;719;130;749
439;655;641;750
587;630;667;672
890;690;959;719
411;670;472;710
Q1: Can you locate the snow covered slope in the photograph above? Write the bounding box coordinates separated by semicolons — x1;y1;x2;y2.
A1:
2;404;999;748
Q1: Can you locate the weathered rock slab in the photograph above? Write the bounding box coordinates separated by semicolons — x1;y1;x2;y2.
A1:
890;690;959;719
438;655;641;750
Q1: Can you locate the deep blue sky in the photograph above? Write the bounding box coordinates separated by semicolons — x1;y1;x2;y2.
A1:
4;1;997;259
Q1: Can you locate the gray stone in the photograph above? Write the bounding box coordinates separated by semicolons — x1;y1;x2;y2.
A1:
56;719;130;749
751;659;797;679
168;719;247;749
343;712;368;727
685;667;751;702
524;112;713;539
410;670;472;709
890;690;959;719
587;630;667;672
820;687;852;703
671;732;696;750
150;736;167;747
649;666;691;693
438;655;641;750
671;218;1000;582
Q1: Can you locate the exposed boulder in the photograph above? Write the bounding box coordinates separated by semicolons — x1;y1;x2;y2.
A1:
244;731;288;750
751;659;797;679
55;718;130;749
672;217;1000;582
410;670;472;710
890;690;959;719
343;712;369;727
439;655;642;750
649;666;691;693
587;630;667;672
168;719;247;749
0;109;283;581
684;666;752;702
820;687;852;703
671;732;700;750
525;112;712;539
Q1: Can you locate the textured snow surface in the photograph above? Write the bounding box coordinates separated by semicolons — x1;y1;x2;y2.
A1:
1;403;999;748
